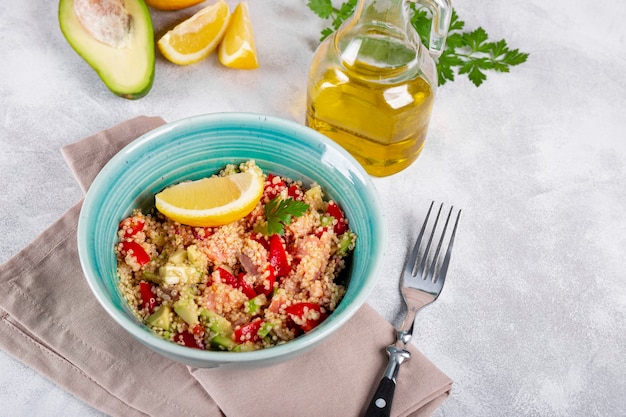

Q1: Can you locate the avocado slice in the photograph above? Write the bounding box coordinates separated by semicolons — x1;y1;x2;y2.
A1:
200;309;233;336
58;0;155;99
146;305;171;330
168;248;188;265
209;334;237;351
158;265;201;285
173;287;199;326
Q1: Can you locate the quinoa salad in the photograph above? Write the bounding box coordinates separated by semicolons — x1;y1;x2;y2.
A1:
115;161;356;351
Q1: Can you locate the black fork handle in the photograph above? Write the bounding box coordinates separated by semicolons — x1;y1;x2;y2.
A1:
364;377;396;417
363;346;411;417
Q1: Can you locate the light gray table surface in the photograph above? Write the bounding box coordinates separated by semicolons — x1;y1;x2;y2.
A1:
2;0;625;416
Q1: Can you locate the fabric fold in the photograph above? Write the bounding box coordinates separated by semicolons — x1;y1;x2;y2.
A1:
0;116;451;417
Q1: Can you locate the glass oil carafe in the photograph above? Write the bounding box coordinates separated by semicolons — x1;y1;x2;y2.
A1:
306;0;452;176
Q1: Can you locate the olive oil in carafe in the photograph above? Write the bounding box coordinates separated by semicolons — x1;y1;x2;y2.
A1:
305;0;450;177
306;63;434;177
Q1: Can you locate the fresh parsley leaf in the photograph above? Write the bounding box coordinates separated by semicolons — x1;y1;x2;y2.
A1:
436;47;463;85
462;27;490;53
503;48;530;66
458;57;489;86
307;0;333;19
448;9;465;33
320;27;334;40
264;197;310;235
453;28;529;86
409;5;432;46
309;0;357;41
307;2;529;86
335;0;358;28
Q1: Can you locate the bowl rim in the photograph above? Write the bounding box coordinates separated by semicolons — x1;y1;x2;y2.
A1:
77;112;387;364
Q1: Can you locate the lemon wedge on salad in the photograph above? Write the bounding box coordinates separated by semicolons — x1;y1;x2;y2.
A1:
155;167;264;227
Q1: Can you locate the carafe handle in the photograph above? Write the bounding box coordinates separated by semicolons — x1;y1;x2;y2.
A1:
414;0;452;58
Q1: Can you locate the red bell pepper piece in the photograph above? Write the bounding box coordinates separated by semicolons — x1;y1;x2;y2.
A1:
237;273;257;299
217;268;258;299
256;265;276;297
216;267;238;287
269;234;290;278
233;319;264;343
119;217;145;238
139;281;158;314
285;302;328;332
119;241;150;266
174;331;204;349
326;201;348;235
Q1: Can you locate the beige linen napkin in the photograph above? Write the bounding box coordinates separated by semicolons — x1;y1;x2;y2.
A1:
0;116;452;417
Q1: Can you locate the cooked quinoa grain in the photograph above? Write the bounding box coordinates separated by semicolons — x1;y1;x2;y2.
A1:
115;161;356;351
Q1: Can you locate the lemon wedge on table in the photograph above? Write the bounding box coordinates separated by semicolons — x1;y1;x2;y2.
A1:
157;0;230;65
155;168;264;227
145;0;205;11
218;2;259;69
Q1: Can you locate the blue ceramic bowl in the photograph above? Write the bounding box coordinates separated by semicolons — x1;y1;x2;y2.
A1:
77;113;385;368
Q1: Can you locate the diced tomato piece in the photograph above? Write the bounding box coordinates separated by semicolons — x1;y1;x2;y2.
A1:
216;267;238;287
119;241;150;266
326;201;348;235
285;302;328;332
139;281;158;313
264;174;286;199
119;217;145;238
287;184;303;200
191;324;205;337
256;265;276;297
237;273;257;299
269;234;290;278
174;331;204;349
233;319;264;343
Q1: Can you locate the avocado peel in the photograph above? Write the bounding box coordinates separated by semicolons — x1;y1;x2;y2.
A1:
59;0;155;99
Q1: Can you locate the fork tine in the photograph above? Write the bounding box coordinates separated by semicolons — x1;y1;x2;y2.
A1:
436;207;461;283
426;205;457;283
406;201;434;278
415;203;444;279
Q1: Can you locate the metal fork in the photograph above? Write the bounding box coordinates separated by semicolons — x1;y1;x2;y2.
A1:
363;202;461;417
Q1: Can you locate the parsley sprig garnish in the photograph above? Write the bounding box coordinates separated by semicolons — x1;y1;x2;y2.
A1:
264;197;310;235
307;1;529;87
307;0;358;41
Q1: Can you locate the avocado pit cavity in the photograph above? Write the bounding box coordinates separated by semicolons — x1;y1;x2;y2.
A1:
74;0;132;48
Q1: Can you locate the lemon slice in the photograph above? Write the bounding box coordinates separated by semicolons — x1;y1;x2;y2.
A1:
155;167;264;227
157;0;230;65
145;0;205;11
217;2;259;69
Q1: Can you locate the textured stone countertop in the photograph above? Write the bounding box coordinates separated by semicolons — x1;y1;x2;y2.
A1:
1;0;625;416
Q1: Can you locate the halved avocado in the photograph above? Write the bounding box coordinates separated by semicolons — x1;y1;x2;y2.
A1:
58;0;155;99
